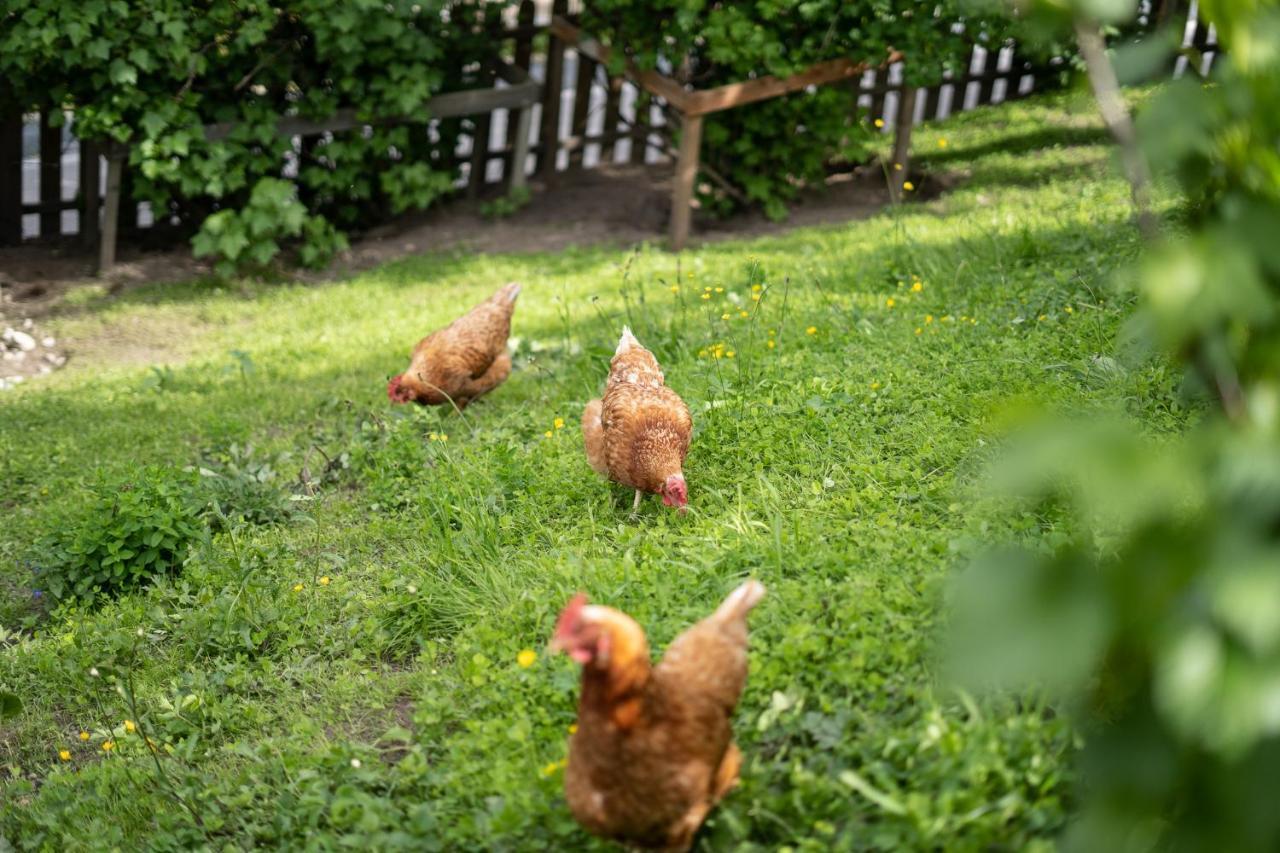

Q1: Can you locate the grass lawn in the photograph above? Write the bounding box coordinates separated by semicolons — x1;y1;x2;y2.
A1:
0;90;1187;850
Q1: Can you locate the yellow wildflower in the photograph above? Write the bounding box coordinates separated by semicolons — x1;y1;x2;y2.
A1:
752;284;762;292
739;311;749;318
439;434;448;442
925;314;934;324
669;285;679;293
886;297;895;308
1038;314;1047;322
715;287;724;293
721;313;730;321
568;724;578;734
319;576;331;586
870;381;881;390
124;720;136;734
59;749;71;762
915;328;922;335
704;286;711;292
292;583;303;592
767;340;776;349
544;430;553;438
554;417;565;429
938;138;948;148
903;181;915;192
874;118;885;128
102;741;115;752
726;351;735;358
911;281;923;293
894;162;903;171
79;731;90;742
540;760;566;777
1065;305;1074;314
517;649;537;668
806;326;817;335
701;293;711;300
751;293;761;301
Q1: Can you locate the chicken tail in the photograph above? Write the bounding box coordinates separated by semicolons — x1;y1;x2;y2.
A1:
712;580;766;626
615;326;641;356
494;282;522;304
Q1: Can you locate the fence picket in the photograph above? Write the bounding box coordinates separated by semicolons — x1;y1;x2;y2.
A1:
538;0;569;177
0;113;21;245
39;111;61;238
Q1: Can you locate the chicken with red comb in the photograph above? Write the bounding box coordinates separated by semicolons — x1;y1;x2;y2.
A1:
550;580;766;851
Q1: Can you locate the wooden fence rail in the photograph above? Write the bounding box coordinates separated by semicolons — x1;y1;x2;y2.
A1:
0;0;1219;257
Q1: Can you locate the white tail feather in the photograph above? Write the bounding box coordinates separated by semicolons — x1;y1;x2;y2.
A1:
713;580;766;624
616;326;641;355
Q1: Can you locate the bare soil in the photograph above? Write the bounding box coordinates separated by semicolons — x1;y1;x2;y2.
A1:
0;161;957;386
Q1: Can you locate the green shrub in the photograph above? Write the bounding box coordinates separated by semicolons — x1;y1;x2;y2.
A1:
581;0;1016;217
0;0;501;274
193;443;303;530
32;468;205;603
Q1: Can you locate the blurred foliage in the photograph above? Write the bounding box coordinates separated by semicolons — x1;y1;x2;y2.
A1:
0;0;500;274
580;0;1020;219
951;1;1280;850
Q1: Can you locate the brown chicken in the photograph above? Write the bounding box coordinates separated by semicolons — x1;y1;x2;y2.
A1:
387;282;521;409
549;580;766;852
582;327;693;512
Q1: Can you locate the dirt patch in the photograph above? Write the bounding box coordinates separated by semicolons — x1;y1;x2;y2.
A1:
0;293;67;390
0;161;957;370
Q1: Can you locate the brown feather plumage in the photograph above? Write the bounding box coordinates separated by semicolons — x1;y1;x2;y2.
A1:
553;581;766;851
389;282;520;409
583;328;692;506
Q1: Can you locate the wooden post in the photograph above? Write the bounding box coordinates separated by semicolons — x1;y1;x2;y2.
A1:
669;113;703;252
39;110;61;238
889;83;917;202
537;0;568;178
79;139;100;249
509;105;532;191
98;149;124;274
0;113;21;245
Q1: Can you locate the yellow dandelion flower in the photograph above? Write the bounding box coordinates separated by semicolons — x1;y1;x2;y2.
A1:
428;432;439;441
124;720;136;734
767;340;776;349
739;311;749;318
701;293;711;300
938;138;948;148
544;430;553;438
79;731;90;742
715;287;724;293
568;723;578;734
1065;305;1074;314
292;583;303;592
806;326;817;335
915;328;923;335
752;284;762;292
911;281;923;293
59;749;71;762
554;417;565;429
751;293;761;301
517;649;537;668
870;381;881;390
688;272;695;279
726;351;735;358
440;434;448;442
669;285;679;293
704;286;712;292
886;297;895;308
1038;314;1047;322
319;576;331;586
969;318;977;325
721;313;730;320
894;162;903;171
874;118;885;128
102;740;115;752
925;314;934;324
903;181;915;192
769;328;776;336
540;761;563;777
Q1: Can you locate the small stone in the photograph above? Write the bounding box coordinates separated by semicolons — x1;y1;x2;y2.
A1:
6;329;36;351
41;336;55;348
21;318;33;330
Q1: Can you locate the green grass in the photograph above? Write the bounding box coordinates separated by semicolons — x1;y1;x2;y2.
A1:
0;90;1189;850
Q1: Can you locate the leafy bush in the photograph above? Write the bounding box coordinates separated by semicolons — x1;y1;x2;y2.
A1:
193;443;303;530
0;0;500;274
581;0;1016;218
32;468;205;603
952;1;1280;850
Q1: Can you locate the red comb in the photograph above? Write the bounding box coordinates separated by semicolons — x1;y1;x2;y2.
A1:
554;592;588;640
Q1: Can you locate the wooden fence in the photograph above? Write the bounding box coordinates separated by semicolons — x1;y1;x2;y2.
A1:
0;0;1219;251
